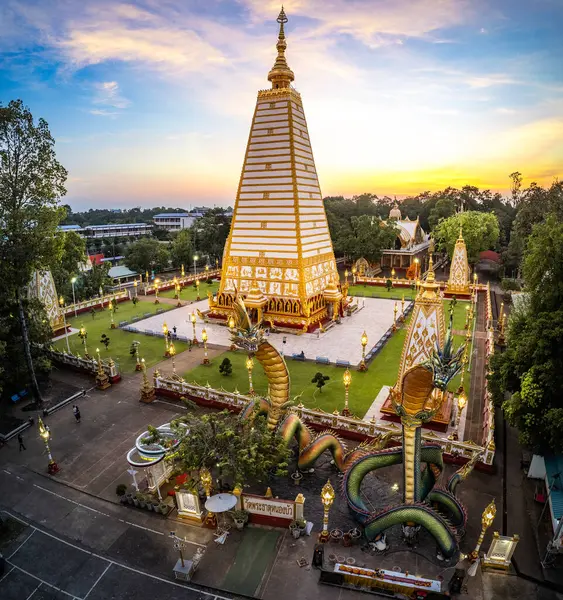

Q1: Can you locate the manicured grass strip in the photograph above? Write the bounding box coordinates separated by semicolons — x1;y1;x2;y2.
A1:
158;280;219;301
221;529;280;597
53;300;187;372
348;284;417;301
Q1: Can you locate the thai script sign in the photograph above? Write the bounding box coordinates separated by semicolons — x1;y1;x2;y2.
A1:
242;495;295;521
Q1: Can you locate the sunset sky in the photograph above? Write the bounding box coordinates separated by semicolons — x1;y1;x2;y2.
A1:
1;0;562;209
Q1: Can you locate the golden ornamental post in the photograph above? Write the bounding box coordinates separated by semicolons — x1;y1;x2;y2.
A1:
358;331;368;372
246;355;254;394
393;302;398;332
162;322;170;357
401;294;405;321
190;312;199;345
344;269;349;284
470;499;497;561
202;329;210;365
319;479;335;543
351;265;357;284
169;342;177;374
39;416;59;475
154;278;160;304
196;278;201;301
342;368;352;416
200;467;217;528
79;324;89;359
228;314;237;351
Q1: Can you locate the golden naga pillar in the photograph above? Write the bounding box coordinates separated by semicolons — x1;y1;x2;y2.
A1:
209;8;338;332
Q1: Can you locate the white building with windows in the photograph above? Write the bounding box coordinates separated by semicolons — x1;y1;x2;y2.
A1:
58;223;152;238
153;212;199;232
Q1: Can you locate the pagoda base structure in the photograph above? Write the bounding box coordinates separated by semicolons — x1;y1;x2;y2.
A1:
380;391;454;433
444;283;471;299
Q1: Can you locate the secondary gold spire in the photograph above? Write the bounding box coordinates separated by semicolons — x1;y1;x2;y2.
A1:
268;7;295;89
446;224;470;296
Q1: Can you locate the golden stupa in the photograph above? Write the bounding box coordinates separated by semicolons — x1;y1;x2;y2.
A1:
208;8;338;332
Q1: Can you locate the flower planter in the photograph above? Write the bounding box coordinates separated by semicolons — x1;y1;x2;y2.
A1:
342;533;352;547
133;498;140;507
291;472;303;486
328;554;337;564
139;501;147;509
349;528;362;544
159;504;169;515
290;526;301;539
346;557;356;566
125;494;134;505
152;503;160;513
146;503;153;511
330;529;343;544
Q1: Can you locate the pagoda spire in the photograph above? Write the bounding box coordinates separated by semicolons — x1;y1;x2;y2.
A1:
268;7;295;89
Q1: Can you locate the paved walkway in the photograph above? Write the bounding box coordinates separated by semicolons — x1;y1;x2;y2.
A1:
132;297;397;366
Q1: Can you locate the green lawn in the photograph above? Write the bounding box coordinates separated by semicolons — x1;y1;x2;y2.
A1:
183;299;473;416
348;283;417;301
54;300;187;372
159;280;219;301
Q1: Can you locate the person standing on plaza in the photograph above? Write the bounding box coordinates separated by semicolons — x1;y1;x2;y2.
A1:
173;325;177;338
17;433;26;451
73;405;81;423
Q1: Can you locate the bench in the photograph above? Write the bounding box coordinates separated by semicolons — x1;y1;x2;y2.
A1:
143;313;152;318
11;390;29;403
336;360;351;368
118;321;128;327
291;353;306;361
156;308;165;314
315;356;330;364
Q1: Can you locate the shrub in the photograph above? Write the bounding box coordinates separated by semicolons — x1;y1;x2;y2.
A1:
219;357;233;376
501;278;521;292
116;483;127;496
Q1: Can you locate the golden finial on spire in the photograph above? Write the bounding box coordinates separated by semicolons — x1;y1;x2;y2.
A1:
458;223;464;239
268;7;295;89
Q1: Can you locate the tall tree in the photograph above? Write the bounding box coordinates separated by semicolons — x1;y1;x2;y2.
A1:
170;229;193;268
433;211;500;264
428;198;456;230
192;209;231;264
124;238;168;274
0;100;67;403
52;230;87;302
341;215;397;263
489;215;563;453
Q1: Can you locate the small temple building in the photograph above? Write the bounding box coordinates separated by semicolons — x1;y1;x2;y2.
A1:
445;226;471;297
208;9;339;331
380;203;431;276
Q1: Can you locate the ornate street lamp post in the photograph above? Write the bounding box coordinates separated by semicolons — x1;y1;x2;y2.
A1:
468;499;497;574
39;416;59;475
59;296;71;353
401;295;405;321
169;342;177;374
205;264;210;280
342;368;352;416
71;276;78;316
393;302;398;332
154;278;160;304
190;312;199;345
108;300;116;329
319;479;335;543
351;265;357;284
246;356;254;394
162;322;170;357
453;389;467;439
173;276;178;298
196;278;200;301
228;315;237;351
193;254;199;278
414;258;420;280
202;329;210;365
344;269;349;284
391;267;396;280
175;282;182;307
78;324;89;359
358;331;368;372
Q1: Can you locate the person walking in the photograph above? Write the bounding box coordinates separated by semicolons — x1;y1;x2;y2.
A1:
17;433;26;451
72;405;81;423
172;325;177;338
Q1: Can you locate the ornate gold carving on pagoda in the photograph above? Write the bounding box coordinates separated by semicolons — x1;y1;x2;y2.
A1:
28;270;64;332
446;225;470;295
210;8;337;331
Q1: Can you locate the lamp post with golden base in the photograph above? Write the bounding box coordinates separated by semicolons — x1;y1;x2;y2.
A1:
393;302;398;332
202;329;210;365
154;279;160;304
39;416;59;475
468;499;497;575
162;322;170;357
190;312;199;346
358;331;368;372
228;315;237;351
319;479;335;543
200;467;217;528
342;368;352;416
246;356;254;394
95;347;111;390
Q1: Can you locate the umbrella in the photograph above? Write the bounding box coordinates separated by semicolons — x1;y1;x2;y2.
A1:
205;493;237;513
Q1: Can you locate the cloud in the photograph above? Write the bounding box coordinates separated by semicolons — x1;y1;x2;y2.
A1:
89;108;120;117
93;81;130;108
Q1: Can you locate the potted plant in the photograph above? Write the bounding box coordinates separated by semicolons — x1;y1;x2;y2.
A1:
133;493;141;507
125;492;134;505
295;518;307;537
230;509;249;530
137;494;147;509
159;503;169;516
289;520;302;539
348;528;362;544
150;498;160;512
330;528;343;544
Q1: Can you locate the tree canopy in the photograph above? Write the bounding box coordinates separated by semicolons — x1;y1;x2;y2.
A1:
146;409;291;486
433;211;500;264
170;229;193;269
489;215;563;454
124;238;170;274
0;99;67;402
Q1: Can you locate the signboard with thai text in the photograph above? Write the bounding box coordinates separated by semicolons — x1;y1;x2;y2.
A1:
242;494;295;526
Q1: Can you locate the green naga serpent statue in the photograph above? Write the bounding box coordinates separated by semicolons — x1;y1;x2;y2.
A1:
231;294;478;559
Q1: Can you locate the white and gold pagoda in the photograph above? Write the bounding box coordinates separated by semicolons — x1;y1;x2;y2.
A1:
208;9;338;332
445;225;470;297
381;254;452;429
28;270;65;334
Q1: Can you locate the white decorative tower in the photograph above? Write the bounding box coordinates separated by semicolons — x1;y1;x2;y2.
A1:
446;225;470;296
209;8;338;332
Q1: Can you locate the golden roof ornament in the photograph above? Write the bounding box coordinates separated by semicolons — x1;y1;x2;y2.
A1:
268;7;295;89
